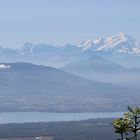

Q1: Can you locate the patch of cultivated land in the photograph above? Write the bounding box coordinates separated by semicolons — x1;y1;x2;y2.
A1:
0;95;135;112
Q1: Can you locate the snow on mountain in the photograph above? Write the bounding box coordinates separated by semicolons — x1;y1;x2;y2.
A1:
133;47;140;54
0;32;139;56
0;64;11;69
21;32;138;55
0;32;139;67
78;32;139;54
78;40;94;49
20;42;57;54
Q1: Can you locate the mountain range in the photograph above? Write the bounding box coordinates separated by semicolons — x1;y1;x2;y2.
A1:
0;33;140;68
0;62;134;112
62;54;140;86
1;33;140;112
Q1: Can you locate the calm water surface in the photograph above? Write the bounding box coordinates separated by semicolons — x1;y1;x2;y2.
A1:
0;112;124;123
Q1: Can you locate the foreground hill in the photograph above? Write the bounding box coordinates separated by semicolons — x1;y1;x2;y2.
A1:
0;119;116;140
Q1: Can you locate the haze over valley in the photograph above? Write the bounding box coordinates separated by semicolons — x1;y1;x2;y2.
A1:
0;0;140;139
0;33;140;112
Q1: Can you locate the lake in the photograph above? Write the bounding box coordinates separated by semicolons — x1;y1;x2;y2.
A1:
0;112;125;124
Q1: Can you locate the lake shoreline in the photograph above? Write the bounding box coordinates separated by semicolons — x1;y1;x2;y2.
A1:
0;111;125;124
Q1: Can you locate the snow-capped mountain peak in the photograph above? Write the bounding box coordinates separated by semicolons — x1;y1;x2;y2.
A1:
93;37;103;44
78;33;138;54
78;40;94;48
116;32;127;42
0;33;139;57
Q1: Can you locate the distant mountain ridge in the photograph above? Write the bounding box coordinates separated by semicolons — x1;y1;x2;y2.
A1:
62;55;140;85
62;55;125;74
0;33;139;55
78;33;139;54
0;33;140;68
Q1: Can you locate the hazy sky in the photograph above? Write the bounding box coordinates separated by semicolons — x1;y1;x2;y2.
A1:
0;0;139;48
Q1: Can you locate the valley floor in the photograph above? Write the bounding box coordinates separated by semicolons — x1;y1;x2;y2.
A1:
0;95;134;112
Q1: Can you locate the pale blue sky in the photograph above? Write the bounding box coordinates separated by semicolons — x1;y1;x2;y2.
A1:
0;0;139;48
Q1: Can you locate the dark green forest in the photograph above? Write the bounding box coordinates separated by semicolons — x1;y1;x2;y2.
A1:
0;119;115;140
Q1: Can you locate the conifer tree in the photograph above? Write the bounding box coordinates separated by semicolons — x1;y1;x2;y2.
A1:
125;106;140;140
113;118;131;140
